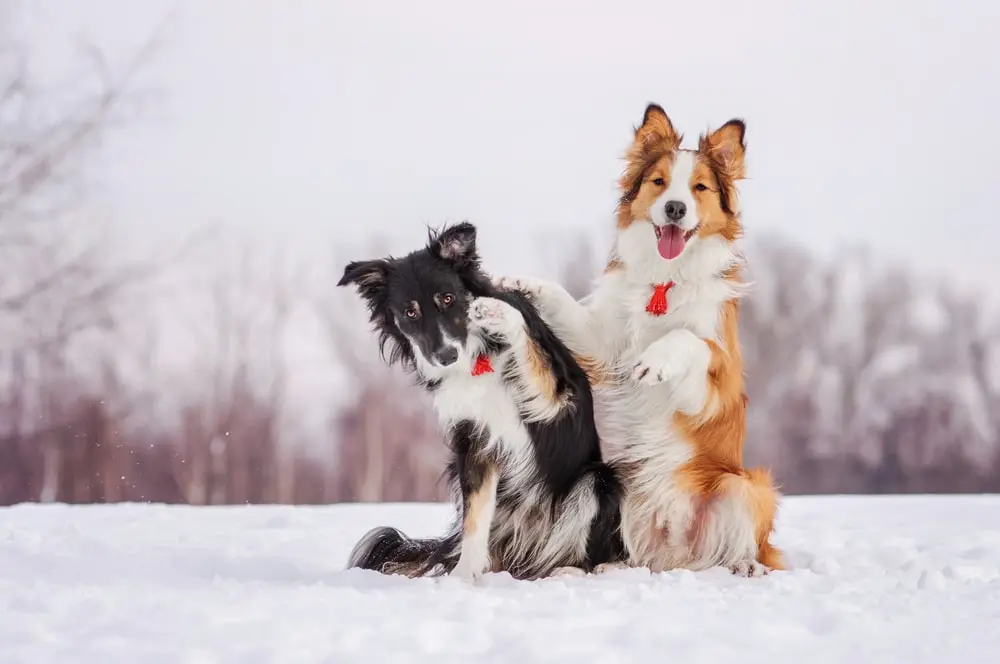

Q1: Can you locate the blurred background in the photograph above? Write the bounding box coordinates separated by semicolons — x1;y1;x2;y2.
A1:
2;0;999;505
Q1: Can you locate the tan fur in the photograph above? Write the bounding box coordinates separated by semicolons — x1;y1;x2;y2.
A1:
463;465;497;536
573;352;614;388
626;154;674;227
691;158;742;242
619;106;783;571
700;121;747;180
523;336;560;408
617;106;681;229
674;297;745;466
744;468;784;570
674;457;784;571
620;107;746;237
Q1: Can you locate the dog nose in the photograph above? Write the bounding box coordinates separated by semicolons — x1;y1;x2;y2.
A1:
664;200;687;221
435;347;459;366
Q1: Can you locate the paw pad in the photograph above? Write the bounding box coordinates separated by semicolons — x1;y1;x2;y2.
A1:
730;560;769;577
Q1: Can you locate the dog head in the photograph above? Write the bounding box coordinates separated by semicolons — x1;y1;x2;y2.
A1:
614;104;746;278
337;221;492;382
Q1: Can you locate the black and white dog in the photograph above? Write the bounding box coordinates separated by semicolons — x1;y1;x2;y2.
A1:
337;222;624;581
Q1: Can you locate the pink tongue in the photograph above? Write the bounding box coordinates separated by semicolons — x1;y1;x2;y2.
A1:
657;225;686;260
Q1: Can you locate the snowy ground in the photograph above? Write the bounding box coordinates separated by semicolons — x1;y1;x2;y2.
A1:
2;496;999;664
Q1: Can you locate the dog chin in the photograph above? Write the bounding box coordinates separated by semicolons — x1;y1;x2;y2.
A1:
412;346;473;381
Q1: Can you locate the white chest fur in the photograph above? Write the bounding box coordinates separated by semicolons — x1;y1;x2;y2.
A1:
431;358;535;480
589;272;732;468
608;276;729;365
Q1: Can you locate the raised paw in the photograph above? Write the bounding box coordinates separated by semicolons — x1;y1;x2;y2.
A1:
492;275;543;300
730;560;770;578
630;344;687;386
630;330;704;387
470;297;524;338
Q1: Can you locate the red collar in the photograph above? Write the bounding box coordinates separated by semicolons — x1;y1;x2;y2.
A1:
646;282;674;316
471;353;494;376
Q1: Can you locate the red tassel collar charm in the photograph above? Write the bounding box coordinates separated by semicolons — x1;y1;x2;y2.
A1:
646;282;674;316
471;353;494;376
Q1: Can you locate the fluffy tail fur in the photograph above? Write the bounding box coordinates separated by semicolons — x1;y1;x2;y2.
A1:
346;526;462;577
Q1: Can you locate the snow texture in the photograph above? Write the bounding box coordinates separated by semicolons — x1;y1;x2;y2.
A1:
2;497;999;663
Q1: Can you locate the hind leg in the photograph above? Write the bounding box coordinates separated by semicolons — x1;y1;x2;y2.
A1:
755;534;785;572
723;468;784;576
736;468;785;573
681;462;784;576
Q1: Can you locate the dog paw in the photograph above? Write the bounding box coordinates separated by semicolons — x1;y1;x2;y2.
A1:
630;330;704;387
470;297;524;337
492;275;543;300
631;344;687;386
730;560;770;578
450;558;487;583
592;562;630;575
549;566;588;578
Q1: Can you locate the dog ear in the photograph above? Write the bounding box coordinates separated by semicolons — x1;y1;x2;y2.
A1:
701;119;746;180
337;259;390;298
429;221;478;266
634;104;680;152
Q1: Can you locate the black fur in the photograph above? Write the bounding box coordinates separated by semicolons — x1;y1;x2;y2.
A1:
347;526;461;577
337;222;492;386
338;221;625;580
496;289;602;499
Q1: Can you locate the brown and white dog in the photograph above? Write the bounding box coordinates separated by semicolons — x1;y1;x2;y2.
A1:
495;104;783;576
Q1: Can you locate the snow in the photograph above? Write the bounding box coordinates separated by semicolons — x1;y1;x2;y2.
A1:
2;497;999;663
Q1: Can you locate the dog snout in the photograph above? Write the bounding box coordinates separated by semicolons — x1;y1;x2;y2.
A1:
434;347;459;366
664;200;686;222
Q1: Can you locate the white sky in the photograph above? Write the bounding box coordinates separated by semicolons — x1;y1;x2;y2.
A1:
15;0;1000;288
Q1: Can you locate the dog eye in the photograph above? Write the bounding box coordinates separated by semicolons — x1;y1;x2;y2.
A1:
440;293;454;307
404;306;419;319
694;183;709;192
652;177;665;186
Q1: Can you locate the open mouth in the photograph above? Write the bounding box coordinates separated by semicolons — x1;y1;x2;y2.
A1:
653;223;699;260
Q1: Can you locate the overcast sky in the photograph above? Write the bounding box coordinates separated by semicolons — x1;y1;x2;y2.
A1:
15;0;1000;289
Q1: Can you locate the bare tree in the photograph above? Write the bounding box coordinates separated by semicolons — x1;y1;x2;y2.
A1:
167;239;301;504
740;236;999;493
0;11;166;502
319;243;448;502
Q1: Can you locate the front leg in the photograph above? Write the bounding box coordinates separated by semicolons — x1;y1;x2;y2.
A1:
450;423;499;582
470;297;568;423
470;296;528;346
492;276;597;358
630;328;713;416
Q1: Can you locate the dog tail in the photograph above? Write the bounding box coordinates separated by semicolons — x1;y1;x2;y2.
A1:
346;525;462;577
